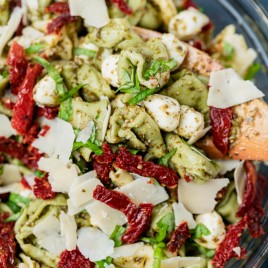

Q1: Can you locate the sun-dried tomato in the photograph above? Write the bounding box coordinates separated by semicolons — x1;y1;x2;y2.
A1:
59;247;94;268
39;125;50;137
110;0;133;15
23;123;40;145
0;137;42;169
20;177;31;189
0;213;16;268
182;0;198;9
47;14;78;34
93;143;117;184
2;98;15;110
11;63;43;135
33;174;56;200
115;147;179;188
46;2;70;14
36;106;59;119
184;174;193;182
167;221;190;253
7;41;28;94
212;217;247;268
210;107;233;155
93;185;153;243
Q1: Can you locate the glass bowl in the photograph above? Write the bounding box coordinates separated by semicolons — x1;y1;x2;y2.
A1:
194;0;268;267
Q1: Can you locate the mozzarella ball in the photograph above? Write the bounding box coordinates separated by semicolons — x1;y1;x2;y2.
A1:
177;105;204;139
101;54;120;88
195;211;226;249
161;33;188;71
143;94;181;132
33;75;58;107
169;7;210;40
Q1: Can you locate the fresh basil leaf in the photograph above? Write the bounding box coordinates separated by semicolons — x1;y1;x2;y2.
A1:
4;212;21;222
8;193;30;208
157;212;175;236
72;141;103;156
129;149;139;155
153;242;166;268
95;256;113;268
191;223;211;239
59;98;73;121
128;86;160;105
25;43;46;54
34;170;46;178
110;225;126;247
1;70;9;78
73;47;97;58
6;201;21;213
158;149;177;166
197;245;215;258
244;63;261;80
143;58;176;80
59;84;85;102
223;41;234;60
0;165;3;176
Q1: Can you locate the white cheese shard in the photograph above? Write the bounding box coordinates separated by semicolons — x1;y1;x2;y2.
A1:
0;183;23;195
0;164;22;185
0;114;17;138
26;0;38;10
23;174;35;188
187;126;211;145
161;257;206;268
60;211;77;251
32;117;75;164
233;247;241;257
77;227;114;262
178;178;230;214
86;200;127;236
172;202;196;229
112;242;144;258
102;104;112;141
38;157;78;193
0;7;23;56
76;120;94;143
33;214;66;255
208;68;264;109
234;161;246;205
69;0;110;28
118;175;169;206
101;54;120;88
67;198;87;216
217;159;241;175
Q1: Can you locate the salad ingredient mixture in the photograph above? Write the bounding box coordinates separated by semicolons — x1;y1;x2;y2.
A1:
0;0;266;268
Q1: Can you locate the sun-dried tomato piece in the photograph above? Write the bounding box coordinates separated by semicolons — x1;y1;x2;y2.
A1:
46;2;70;14
7;41;28;94
23;123;40;144
2;98;15;110
167;221;190;253
210;107;233;155
0;213;16;268
115;147;179;188
212;217;247;268
20;177;31;189
110;0;132;15
59;247;94;268
93;185;153;243
33;174;56;200
11;63;43;135
182;0;198;9
36;106;59;119
93;143;117;184
47;14;78;34
0;137;42;169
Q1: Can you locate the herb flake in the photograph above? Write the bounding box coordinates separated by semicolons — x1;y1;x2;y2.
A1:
158;149;177;166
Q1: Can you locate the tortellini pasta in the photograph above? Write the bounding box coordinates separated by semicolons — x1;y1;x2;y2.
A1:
0;0;9;26
106;105;166;158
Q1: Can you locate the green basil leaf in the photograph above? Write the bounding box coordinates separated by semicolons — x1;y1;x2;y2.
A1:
244;63;261;80
223;41;234;60
73;47;97;58
95;256;113;268
110;225;126;247
25;43;46;54
8;193;30;208
197;245;215;258
1;70;9;78
156;212;175;238
191;223;211;239
4;212;21;222
6;201;21;213
158;149;177;166
34;170;46;178
129;149;139;155
153;242;166;268
0;165;3;176
59;98;73;121
59;84;85;102
128;86;160;105
73;141;103;156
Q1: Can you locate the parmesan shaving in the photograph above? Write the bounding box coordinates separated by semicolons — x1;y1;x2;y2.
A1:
172;202;196;229
217;160;241;175
0;114;17;138
234;161;246;205
102;104;111;141
76;120;94;143
112;243;144;258
0;164;22;185
187;126;211;145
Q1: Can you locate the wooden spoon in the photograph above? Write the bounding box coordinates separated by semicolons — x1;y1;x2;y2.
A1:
134;26;268;161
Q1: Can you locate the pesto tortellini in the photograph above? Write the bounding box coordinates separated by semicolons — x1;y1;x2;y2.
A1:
0;0;9;26
165;133;221;183
106;105;166;158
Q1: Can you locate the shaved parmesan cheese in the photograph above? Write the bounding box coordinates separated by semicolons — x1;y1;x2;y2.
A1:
112;243;144;258
26;0;38;10
0;7;23;56
233;247;241;257
217;160;241;175
178;179;230;214
118;176;168;206
102;104;112;141
234;161;246;205
187;126;211;145
161;257;206;268
0;164;22;185
67;198;87;216
33;214;66;255
172;202;196;229
24;174;35;188
38;157;78;193
0;182;23;194
208;68;264;109
21;0;28;25
0;114;17;138
76;121;94;143
69;178;102;207
69;0;110;28
77;227;114;262
60;211;77;251
86;200;127;236
101;55;120;87
33;117;75;164
14;26;44;48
